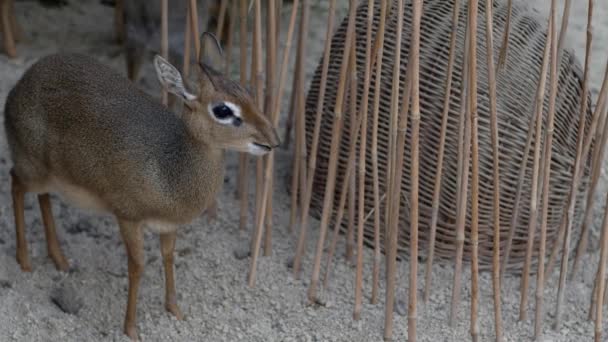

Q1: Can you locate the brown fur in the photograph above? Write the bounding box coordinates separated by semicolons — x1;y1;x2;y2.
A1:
3;51;278;340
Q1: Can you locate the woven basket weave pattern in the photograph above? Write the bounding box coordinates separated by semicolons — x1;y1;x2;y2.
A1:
302;0;592;272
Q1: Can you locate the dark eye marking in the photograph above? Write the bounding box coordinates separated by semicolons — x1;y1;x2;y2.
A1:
233;117;242;127
212;104;233;119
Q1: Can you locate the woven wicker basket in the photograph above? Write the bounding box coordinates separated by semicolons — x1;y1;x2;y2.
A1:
301;0;593;273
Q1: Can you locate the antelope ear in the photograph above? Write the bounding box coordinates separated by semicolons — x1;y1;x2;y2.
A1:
199;31;226;72
154;55;197;104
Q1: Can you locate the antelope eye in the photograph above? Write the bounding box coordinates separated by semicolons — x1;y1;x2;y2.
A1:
212;104;233;119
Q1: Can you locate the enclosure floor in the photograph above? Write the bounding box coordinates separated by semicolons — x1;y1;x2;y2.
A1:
0;1;607;341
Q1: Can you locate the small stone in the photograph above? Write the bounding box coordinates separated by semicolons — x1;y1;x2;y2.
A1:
0;279;12;289
178;247;193;257
50;283;83;315
67;219;94;235
0;237;5;244
147;255;158;264
395;299;407;316
233;246;250;260
286;257;294;269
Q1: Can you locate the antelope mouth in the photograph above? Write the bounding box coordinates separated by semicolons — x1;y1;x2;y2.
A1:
252;143;272;152
247;142;273;156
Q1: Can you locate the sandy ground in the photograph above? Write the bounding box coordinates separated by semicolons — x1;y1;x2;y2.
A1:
0;0;607;341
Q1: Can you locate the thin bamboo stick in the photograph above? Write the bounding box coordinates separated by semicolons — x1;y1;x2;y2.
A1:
518;6;552;321
383;0;404;339
287;1;305;234
484;0;503;340
182;4;192;77
423;0;461;304
466;1;480;341
224;0;238;75
304;0;356;298
594;191;608;342
346;39;359;268
573;93;608;280
407;1;422;340
500;110;537;278
370;0;388;306
449;4;472;327
294;0;310;260
246;0;265;287
263;0;278;257
253;10;265;260
293;0;337;279
534;0;558;337
496;0;512;71
323;102;363;290
215;0;229;41
189;0;201;59
238;0;250;231
346;161;356;265
160;0;168;106
587;79;608;323
354;0;375;321
552;0;585;328
555;0;572;63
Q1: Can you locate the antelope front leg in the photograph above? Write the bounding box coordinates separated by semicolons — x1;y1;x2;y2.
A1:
160;232;183;320
11;170;30;271
38;194;70;271
118;220;144;341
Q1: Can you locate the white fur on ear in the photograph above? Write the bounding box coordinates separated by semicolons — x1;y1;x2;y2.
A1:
153;55;197;101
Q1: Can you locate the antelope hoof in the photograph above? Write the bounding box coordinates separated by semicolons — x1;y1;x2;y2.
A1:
49;251;70;272
17;255;32;272
124;324;139;341
165;302;184;320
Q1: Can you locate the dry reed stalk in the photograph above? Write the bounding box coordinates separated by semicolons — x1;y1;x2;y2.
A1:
535;0;558;336
353;0;375;321
587;87;608;322
383;0;404;339
346;165;356;265
449;6;472;327
517;6;552;320
466;1;480;341
370;0;388;305
224;0;238;74
552;0;586;329
484;0;503;340
496;0;512;70
238;0;250;231
423;0;461;304
160;0;168;106
304;0;356;297
594;191;608;342
284;68;298;149
322;112;363;290
246;0;265;287
573;91;608;280
182;4;192;77
263;0;278;257
346;39;359;268
189;0;201;59
555;0;572;63
287;2;304;234
407;1;422;340
215;0;229;41
296;0;336;255
500;111;537;278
